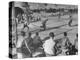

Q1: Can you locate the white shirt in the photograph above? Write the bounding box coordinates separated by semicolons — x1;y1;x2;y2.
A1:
43;37;55;55
16;36;24;48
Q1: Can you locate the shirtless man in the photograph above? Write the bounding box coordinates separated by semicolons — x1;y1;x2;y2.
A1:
60;32;71;55
32;32;43;50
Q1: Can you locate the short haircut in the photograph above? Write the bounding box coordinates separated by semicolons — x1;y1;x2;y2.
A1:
64;32;67;36
76;33;78;37
36;32;39;35
49;32;54;37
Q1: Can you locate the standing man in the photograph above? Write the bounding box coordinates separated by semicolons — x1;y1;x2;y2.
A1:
42;19;48;30
62;32;71;49
68;15;72;27
43;32;56;56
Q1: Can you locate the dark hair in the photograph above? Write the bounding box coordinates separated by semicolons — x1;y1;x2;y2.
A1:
64;32;67;36
36;32;39;35
76;33;78;37
29;32;31;36
49;32;54;37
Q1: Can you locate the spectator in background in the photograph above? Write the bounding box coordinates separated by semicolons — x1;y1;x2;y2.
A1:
41;19;48;30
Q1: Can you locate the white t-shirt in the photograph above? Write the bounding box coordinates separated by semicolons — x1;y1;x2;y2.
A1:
43;37;55;55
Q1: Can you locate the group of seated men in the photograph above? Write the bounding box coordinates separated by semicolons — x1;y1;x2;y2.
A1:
16;30;78;58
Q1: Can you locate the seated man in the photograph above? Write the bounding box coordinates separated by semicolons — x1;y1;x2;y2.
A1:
21;32;33;58
54;39;62;56
26;32;33;47
61;32;71;49
60;32;71;55
43;32;56;56
32;32;43;50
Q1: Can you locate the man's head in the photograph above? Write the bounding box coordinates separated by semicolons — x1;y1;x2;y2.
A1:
36;32;39;36
64;32;67;36
76;33;78;38
29;32;31;37
49;32;54;38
